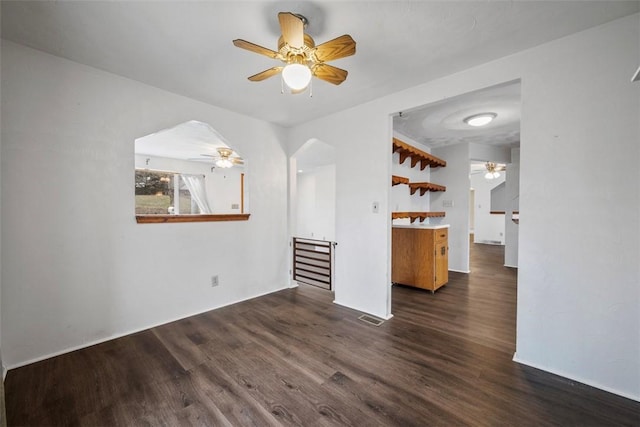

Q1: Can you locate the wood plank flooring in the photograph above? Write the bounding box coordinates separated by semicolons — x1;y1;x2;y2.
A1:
6;242;640;426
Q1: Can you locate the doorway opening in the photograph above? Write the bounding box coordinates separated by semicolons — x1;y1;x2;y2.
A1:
390;80;521;349
392;80;521;272
290;138;337;290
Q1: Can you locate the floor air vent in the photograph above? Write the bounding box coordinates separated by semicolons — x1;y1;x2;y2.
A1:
358;314;385;326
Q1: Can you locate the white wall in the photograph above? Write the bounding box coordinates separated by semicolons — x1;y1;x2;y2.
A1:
289;110;392;319
469;142;512;164
470;172;506;245
296;164;336;241
513;16;639;400
288;14;640;400
504;148;520;267
206;166;245;214
430;143;470;273
490;182;506;211
1;41;289;368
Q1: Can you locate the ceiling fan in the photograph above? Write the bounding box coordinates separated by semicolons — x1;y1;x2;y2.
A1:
232;12;356;93
191;147;244;169
471;162;506;179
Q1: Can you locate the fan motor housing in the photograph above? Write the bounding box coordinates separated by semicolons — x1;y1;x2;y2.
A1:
278;34;316;62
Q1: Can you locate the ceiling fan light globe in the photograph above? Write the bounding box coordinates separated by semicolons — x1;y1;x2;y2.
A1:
282;63;312;90
485;172;494;180
493;171;500;178
215;158;233;168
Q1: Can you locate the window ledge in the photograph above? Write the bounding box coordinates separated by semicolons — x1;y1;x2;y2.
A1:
136;214;250;224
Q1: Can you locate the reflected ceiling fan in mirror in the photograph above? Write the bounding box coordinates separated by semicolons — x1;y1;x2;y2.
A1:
190;147;244;169
233;12;356;94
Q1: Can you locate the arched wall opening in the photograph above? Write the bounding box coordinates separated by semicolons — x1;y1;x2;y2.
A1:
289;138;337;291
290;138;337;242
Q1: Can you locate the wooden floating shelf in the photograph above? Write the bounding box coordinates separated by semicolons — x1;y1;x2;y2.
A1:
391;175;410;186
392;211;446;223
392;138;446;170
409;182;446;196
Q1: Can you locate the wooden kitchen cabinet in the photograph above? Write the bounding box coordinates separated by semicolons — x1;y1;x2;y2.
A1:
392;226;449;292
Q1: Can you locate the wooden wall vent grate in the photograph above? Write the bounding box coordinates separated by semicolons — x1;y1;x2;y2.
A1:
358;314;385;327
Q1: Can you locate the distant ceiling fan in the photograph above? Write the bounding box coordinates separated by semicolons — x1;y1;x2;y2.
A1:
471;162;506;179
232;12;356;93
191;147;244;169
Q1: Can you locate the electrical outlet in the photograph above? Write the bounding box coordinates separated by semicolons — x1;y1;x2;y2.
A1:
211;275;219;287
231;203;239;209
372;201;379;213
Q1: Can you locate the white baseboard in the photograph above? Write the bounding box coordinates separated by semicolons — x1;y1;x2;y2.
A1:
504;264;518;269
6;285;292;371
512;353;640;403
332;299;394;321
449;268;471;274
474;240;504;246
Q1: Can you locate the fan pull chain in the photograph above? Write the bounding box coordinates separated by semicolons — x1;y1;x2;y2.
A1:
280;75;285;94
309;79;313;98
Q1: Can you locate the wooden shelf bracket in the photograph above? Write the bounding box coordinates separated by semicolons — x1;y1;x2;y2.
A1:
392;175;410;186
408;182;446;196
392;138;446;170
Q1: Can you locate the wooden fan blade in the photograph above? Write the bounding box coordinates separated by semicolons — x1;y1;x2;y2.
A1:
312;64;348;85
314;35;356;62
232;39;279;59
278;12;304;48
248;67;283;81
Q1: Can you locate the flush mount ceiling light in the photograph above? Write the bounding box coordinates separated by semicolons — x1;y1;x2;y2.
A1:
464;112;497;127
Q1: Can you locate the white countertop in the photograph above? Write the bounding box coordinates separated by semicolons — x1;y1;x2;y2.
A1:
392;224;450;229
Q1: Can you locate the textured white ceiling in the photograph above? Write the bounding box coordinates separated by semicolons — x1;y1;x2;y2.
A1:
394;81;521;148
2;1;637;127
135;120;239;161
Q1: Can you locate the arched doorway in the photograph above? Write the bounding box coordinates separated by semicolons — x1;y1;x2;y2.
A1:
289;139;337;290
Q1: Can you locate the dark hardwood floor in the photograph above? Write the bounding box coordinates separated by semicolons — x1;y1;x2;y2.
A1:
6;242;640;426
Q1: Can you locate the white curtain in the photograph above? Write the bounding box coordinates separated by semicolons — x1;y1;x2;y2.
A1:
181;174;212;214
